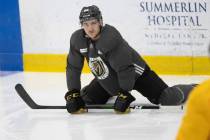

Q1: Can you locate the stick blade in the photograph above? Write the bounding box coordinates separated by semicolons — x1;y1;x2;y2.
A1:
15;84;66;109
15;83;40;109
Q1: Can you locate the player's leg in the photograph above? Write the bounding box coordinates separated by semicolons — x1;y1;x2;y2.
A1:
80;78;112;104
134;65;197;105
133;65;168;104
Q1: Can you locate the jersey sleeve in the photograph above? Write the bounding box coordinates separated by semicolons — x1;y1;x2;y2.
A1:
107;42;136;91
66;37;84;91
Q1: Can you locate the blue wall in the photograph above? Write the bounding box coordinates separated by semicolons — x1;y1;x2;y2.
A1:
0;0;23;71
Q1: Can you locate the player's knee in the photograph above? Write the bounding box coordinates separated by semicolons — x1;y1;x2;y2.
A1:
158;84;196;105
159;87;184;105
80;85;111;104
80;86;94;104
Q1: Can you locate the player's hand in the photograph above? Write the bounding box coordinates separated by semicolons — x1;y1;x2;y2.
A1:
114;89;136;114
65;89;87;114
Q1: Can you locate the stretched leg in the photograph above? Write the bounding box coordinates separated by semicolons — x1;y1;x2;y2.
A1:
134;65;197;105
80;78;112;104
133;66;169;104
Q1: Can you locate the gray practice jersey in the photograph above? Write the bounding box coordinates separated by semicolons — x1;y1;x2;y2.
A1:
66;24;147;95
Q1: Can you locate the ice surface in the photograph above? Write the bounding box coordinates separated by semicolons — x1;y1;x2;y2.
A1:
0;72;209;140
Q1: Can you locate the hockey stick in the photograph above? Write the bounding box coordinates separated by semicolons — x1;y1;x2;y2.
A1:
15;83;160;110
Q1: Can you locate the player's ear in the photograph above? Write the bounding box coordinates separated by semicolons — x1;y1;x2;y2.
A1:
99;19;103;26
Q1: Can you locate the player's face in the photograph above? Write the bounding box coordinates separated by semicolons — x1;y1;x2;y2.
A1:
82;19;102;40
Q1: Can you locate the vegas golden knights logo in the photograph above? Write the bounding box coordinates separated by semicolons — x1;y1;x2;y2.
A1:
89;57;109;79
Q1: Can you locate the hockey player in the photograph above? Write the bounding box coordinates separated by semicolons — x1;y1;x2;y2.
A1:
65;5;196;114
176;78;210;140
176;46;210;140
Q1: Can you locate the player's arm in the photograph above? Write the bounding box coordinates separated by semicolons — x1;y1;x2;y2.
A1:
108;44;136;113
96;26;136;113
66;40;84;91
65;38;86;114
